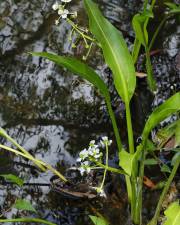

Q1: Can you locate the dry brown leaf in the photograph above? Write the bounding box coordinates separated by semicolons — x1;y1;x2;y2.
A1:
143;176;156;189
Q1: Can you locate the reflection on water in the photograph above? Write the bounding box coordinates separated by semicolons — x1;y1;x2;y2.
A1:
0;0;179;224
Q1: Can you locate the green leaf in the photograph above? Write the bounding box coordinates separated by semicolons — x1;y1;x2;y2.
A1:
142;92;180;142
84;0;136;103
0;218;56;225
164;201;180;225
146;139;156;152
13;199;37;213
30;52;122;151
171;152;180;166
30;52;109;100
132;10;153;46
144;158;158;165
132;8;157;91
175;121;180;147
165;2;180;14
154;120;180;148
0;127;46;171
0;174;24;186
89;215;109;225
165;2;178;10
161;164;171;173
119;149;139;176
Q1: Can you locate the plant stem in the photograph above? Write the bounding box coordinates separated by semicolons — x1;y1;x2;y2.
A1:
135;148;145;224
99;143;108;190
132;38;141;64
90;158;126;175
125;102;134;154
0;144;67;182
0;218;56;225
148;16;167;51
67;18;95;43
124;102;138;224
148;155;180;225
132;0;156;64
145;44;157;91
0;128;46;171
148;13;175;51
105;97;122;152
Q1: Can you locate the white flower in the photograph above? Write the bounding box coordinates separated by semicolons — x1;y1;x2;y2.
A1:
79;148;89;160
94;153;102;159
55;19;59;25
76;157;82;162
79;167;86;175
91;187;107;198
88;146;100;156
61;0;72;2
82;161;89;166
52;2;59;10
73;11;77;18
89;140;95;146
79;161;91;176
100;136;112;147
102;136;108;142
99;189;106;198
86;167;91;173
58;9;69;18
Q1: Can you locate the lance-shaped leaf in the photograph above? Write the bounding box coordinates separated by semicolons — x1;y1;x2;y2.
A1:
84;0;136;103
154;119;180;148
30;52;122;151
142;92;180;141
132;10;153;47
175;120;180;147
165;2;180;14
30;52;109;99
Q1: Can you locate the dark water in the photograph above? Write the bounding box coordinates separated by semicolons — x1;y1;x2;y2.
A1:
0;0;179;224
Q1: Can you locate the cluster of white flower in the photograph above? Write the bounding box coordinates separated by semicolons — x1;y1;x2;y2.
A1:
76;137;112;175
52;1;77;24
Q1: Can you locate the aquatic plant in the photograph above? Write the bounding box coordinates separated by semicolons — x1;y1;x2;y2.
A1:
31;0;180;224
0;0;179;224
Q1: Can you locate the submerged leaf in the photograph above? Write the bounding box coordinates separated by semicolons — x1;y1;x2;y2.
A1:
13;199;37;213
84;0;136;103
0;174;24;186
